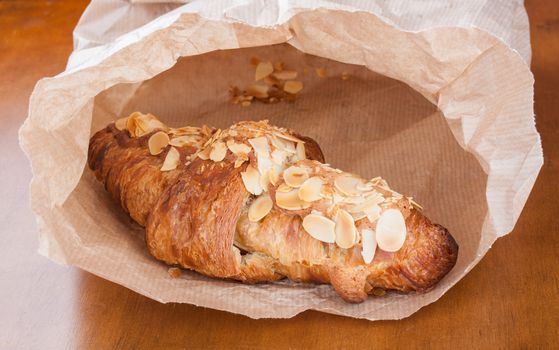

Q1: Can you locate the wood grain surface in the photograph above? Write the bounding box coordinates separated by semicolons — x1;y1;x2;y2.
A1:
0;1;557;349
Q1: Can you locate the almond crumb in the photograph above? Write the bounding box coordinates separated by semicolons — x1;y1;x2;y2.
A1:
255;61;274;81
250;57;260;66
283;80;303;94
315;67;327;78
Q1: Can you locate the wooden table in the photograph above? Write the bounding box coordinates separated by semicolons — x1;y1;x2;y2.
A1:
1;1;557;349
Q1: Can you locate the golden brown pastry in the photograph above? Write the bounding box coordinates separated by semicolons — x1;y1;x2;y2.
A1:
88;112;458;302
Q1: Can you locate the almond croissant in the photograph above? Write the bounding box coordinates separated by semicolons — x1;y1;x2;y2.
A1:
88;112;458;302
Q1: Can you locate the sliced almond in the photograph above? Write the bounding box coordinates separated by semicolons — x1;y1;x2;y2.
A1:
271;135;296;153
335;209;357;249
160;147;180;171
298;177;323;202
271;149;287;165
302;213;336;243
241;165;263;195
334;175;365;196
248;195;273;222
246;84;269;98
361;228;377;264
296;142;306;160
276;183;292;193
148;131;170;155
234;153;248;168
276;189;311;211
209;141;227;162
170;126;201;136
283;80;303;94
357;183;374;191
227;140;252;155
248;136;270;156
127;112;167;137
255;61;274;81
115;117;128;131
375;209;407;252
268;167;280;186
351;212;367;221
272;70;298;80
364;204;382;223
169;136;195;147
197;146;211;160
260;170;271;192
256;154;272;176
283;166;309;188
347;192;383;213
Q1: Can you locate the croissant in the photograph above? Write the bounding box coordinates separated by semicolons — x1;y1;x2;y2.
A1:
88;112;458;302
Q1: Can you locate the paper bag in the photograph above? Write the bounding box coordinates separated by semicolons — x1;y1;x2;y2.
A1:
19;0;542;320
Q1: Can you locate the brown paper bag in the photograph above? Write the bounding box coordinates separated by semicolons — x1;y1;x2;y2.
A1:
19;0;542;320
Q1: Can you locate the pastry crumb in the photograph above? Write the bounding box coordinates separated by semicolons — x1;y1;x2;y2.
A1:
168;267;182;278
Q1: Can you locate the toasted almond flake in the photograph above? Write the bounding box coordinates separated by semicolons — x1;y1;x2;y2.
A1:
127;112;168;137
409;197;424;210
169;136;194;147
226;140;252;155
246;84;269;98
269;167;280;186
248;195;273;222
357;183;374;191
148;131;170;155
347;192;383;213
283;166;309;188
302;213;336;243
343;196;366;204
170;126;201;136
160;147;180;171
332;193;345;204
271;135;296;153
241;166;263;195
115;117;128;130
197;147;211;160
375;209;407;252
260;170;271;192
283;80;303;94
234;154;248;168
248;136;270;156
209;141;227;162
256;154;272;176
255;61;274;81
298;177;323;202
335;209;357;249
361;228;377;264
276;183;293;193
315;67;327;78
296;142;306;160
364;204;382;222
241;101;251;107
351;212;367;221
276;189;311;211
334;175;364;196
271;149;287;165
273;70;298;80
